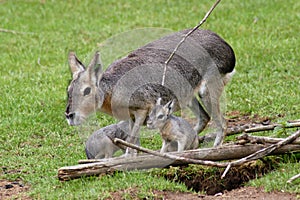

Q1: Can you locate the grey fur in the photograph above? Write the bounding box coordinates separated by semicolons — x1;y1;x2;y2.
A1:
85;121;130;159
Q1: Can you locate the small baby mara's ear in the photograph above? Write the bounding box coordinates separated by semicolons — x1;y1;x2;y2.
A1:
68;51;85;78
164;99;176;115
156;97;162;106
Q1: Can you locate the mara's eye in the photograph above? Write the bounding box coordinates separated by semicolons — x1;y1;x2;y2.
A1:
83;87;91;96
157;114;164;120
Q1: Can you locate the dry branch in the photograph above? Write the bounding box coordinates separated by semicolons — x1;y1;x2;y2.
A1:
288;119;300;123
226;121;300;136
236;133;300;145
58;142;300;181
287;173;300;184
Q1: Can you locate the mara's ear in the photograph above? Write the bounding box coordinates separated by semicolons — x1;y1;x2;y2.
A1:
164;99;176;115
88;51;103;83
156;97;162;106
68;52;85;78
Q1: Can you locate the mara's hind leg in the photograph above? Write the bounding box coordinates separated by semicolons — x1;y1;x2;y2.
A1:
177;137;188;152
188;97;210;133
199;79;226;147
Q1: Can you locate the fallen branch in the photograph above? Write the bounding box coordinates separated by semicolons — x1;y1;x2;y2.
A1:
221;130;300;178
226;121;300;136
287;173;300;184
161;0;221;85
236;133;300;145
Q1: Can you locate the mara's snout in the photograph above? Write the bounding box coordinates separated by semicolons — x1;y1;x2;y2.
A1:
146;120;155;130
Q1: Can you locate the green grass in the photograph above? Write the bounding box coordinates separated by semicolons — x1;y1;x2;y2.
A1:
249;169;300;194
0;0;299;199
248;155;300;193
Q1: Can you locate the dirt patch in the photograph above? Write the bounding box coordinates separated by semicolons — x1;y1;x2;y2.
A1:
227;111;274;127
200;186;298;200
109;186;298;200
108;187;201;200
0;179;31;200
225;110;282;133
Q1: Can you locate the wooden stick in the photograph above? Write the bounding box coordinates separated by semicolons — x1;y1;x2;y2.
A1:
287;173;300;184
226;121;300;136
236;133;300;145
221;130;300;178
0;28;34;35
161;0;221;86
288;119;300;123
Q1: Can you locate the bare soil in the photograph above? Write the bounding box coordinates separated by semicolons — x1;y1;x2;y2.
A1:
0;179;31;200
109;186;298;200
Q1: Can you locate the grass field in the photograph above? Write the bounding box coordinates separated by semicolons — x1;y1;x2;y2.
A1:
0;0;299;199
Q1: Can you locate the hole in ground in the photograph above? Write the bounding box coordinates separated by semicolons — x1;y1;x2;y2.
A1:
160;157;280;195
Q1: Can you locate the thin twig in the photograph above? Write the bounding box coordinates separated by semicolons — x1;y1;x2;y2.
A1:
37;57;47;68
0;28;34;35
245;122;300;133
288;119;300;123
226;121;300;136
113;138;228;167
287;173;300;184
236;133;300;145
221;130;300;178
161;0;222;86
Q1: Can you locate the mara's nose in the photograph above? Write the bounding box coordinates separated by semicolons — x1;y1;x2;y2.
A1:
146;120;152;127
65;112;75;120
65;112;76;126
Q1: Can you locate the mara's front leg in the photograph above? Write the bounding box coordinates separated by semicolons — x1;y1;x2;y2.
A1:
160;140;169;153
125;110;148;156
